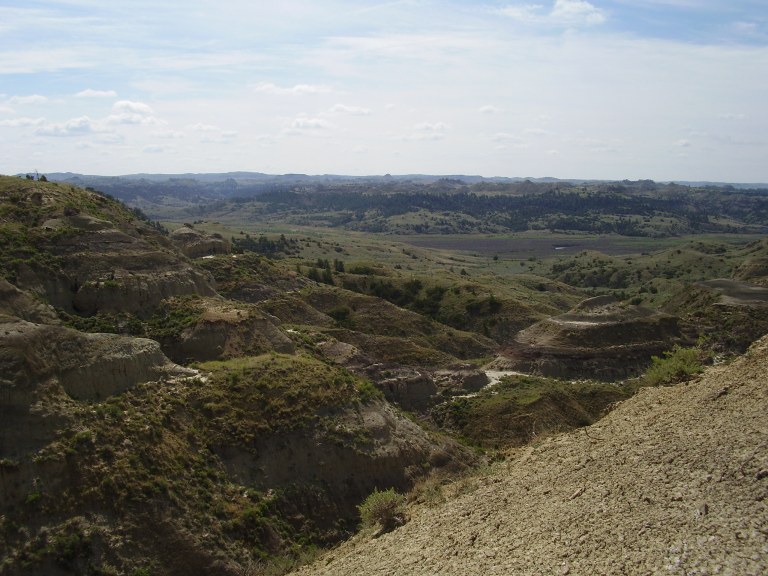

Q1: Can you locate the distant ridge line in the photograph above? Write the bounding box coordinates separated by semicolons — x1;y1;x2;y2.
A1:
30;171;768;189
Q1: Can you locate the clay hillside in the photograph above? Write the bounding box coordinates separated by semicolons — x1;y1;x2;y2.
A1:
294;334;768;576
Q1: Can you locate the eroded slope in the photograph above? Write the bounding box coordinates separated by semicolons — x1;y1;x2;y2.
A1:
294;334;768;576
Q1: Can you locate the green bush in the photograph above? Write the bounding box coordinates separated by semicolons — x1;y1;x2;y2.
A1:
643;346;704;386
328;305;352;324
356;378;383;403
357;488;405;531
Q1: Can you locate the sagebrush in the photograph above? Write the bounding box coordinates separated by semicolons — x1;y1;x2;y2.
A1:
357;488;405;531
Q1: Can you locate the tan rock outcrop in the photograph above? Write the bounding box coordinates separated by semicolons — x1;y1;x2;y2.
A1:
160;300;295;363
7;184;217;317
217;399;472;524
71;268;216;317
0;277;59;324
0;313;191;459
170;226;231;259
494;295;685;379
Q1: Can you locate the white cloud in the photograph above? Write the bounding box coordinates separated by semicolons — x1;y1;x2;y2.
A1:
675;139;692;148
718;112;747;121
497;4;545;23
403;122;448;141
524;128;554;136
732;21;758;32
36;116;99;137
153;129;186;139
323;33;500;67
493;132;524;142
493;132;529;148
551;0;606;25
201;130;239;144
415;122;448;132
328;104;371;116
282;116;335;136
8;94;48;105
0;117;45;127
75;89;117;98
93;132;124;145
106;113;161;126
143;144;170;154
113;100;154;115
0;48;94;74
252;82;332;96
563;135;622;152
187;122;220;132
498;0;606;27
289;117;332;130
106;100;161;125
479;105;502;114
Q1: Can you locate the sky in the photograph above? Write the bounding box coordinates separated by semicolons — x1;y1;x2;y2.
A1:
1;0;767;182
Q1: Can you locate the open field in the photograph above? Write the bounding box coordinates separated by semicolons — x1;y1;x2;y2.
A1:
398;232;764;259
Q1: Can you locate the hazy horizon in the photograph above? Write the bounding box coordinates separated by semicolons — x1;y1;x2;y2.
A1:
2;1;767;182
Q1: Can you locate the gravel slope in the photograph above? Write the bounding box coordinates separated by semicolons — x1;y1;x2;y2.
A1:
294;336;768;575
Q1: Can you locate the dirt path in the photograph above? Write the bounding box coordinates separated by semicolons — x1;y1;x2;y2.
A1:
294;336;768;575
482;369;525;387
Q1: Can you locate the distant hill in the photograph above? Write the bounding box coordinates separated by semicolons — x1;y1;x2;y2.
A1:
34;173;768;238
40;171;768;193
41;171;768;189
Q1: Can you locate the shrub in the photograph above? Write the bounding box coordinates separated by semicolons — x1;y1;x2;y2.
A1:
328;305;352;324
357;488;405;532
356;379;383;403
643;346;704;386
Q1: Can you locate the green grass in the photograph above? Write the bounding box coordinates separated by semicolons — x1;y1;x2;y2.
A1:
431;375;631;449
143;295;205;339
193;352;374;440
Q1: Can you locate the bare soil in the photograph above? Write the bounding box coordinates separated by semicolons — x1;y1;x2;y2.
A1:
294;334;768;576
